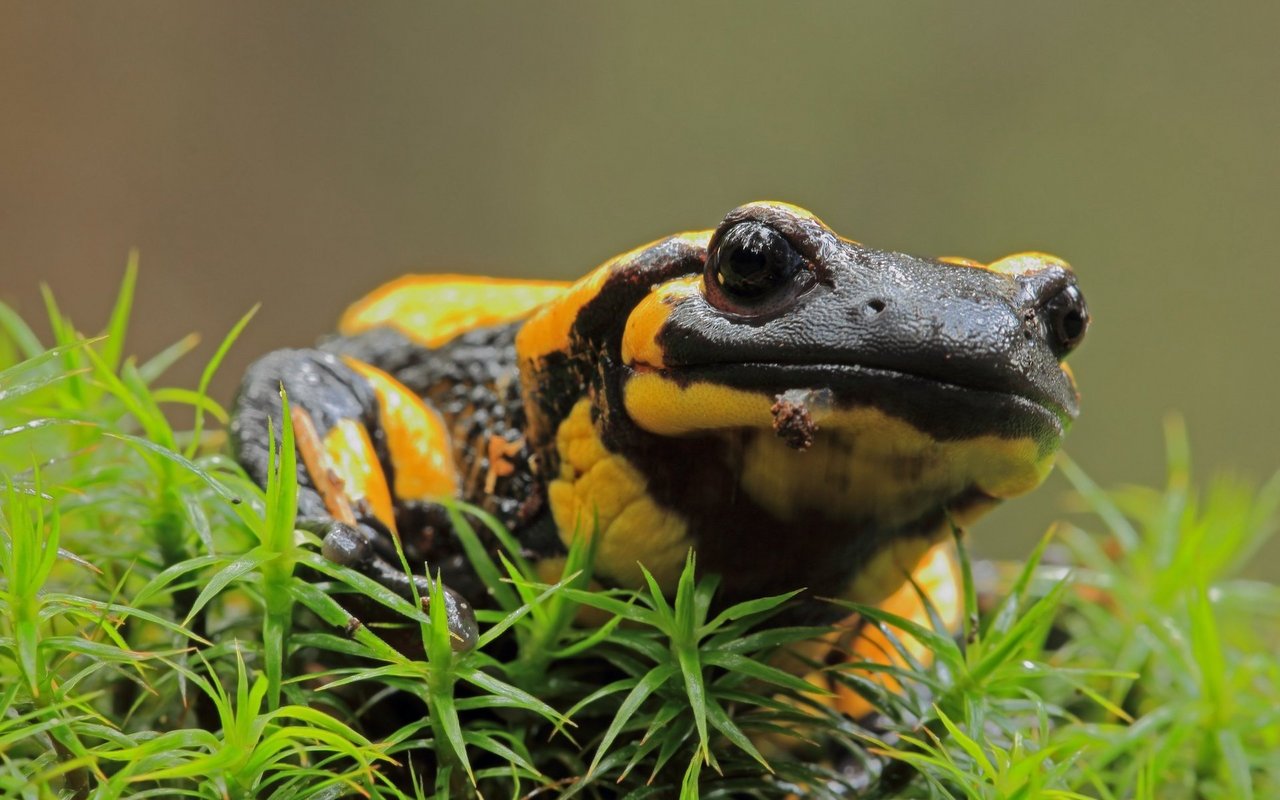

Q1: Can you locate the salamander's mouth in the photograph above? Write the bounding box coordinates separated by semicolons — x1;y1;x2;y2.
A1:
624;361;1068;446
620;360;1066;504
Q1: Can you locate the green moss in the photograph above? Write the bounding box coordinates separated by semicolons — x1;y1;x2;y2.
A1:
1;269;1277;798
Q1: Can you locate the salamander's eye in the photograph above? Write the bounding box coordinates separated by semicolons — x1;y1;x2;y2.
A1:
705;222;810;315
1043;284;1089;358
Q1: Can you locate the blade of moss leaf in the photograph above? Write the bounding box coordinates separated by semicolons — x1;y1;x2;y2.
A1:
834;601;963;667
474;570;582;649
675;645;712;768
557;587;659;626
296;550;426;623
183;548;275;626
641;563;675;624
967;578;1068;687
951;523;980;641
106;432;241;505
1058;453;1140;552
549;613;625;659
462;731;542;779
704;694;771;771
99;253;138;374
136;333;200;385
431;688;474;785
713;625;833;654
0;300;46;359
187;304;257;459
586;662;679;777
445;502;519;611
986;528;1056;638
933;705;995;780
562;676;642;722
702;588;804;633
455;666;565;725
702;651;831;696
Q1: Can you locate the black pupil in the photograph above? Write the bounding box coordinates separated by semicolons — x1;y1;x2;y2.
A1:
1060;310;1085;342
716;224;796;300
1046;285;1088;355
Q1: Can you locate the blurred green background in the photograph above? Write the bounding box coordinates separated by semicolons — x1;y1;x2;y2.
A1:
2;3;1277;566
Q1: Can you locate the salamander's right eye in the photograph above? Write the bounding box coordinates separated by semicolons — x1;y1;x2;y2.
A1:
1042;283;1089;359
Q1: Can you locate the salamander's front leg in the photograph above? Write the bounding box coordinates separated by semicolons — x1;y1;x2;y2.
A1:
310;519;478;650
230;348;478;650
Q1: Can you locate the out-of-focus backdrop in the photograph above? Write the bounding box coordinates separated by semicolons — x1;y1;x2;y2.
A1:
2;3;1277;566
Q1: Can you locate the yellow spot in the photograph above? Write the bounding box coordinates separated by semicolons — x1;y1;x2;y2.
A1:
987;252;1071;276
516;263;613;366
735;200;828;227
340;274;568;348
739;408;1048;526
1060;360;1077;389
619;275;702;369
343;358;460;502
322;418;397;533
625;372;1053;525
548;399;689;589
939;252;1073;276
622;373;774;436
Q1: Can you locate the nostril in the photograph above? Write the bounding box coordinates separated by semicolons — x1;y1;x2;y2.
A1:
865;298;886;315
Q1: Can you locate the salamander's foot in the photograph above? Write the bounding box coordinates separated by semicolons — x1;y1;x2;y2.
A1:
315;520;480;652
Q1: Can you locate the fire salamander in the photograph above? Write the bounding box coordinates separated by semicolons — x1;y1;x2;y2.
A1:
230;202;1088;717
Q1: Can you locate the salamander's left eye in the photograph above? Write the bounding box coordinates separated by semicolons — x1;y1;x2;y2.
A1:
705;222;810;315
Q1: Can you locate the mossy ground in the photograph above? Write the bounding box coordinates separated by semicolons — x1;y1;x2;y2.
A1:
2;267;1277;798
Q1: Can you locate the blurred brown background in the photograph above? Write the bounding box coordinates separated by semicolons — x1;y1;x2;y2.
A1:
2;3;1277;563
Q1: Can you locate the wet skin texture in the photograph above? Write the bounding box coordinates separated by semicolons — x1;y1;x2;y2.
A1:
230;202;1088;670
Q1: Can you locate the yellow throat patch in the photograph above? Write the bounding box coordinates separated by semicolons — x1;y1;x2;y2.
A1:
546;399;691;590
623;372;1052;528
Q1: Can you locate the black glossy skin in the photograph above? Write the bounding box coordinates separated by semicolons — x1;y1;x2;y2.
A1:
519;203;1087;616
230;333;535;649
231;202;1088;648
661;204;1080;445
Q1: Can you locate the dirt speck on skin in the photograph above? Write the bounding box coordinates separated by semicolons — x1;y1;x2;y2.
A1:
771;389;823;451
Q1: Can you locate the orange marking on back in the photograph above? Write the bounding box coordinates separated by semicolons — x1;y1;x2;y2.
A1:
515;232;712;365
484;434;522;494
343;358;461;502
987;252;1072;276
340;274;569;348
291;406;358;526
322;418;398;534
515;264;616;365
